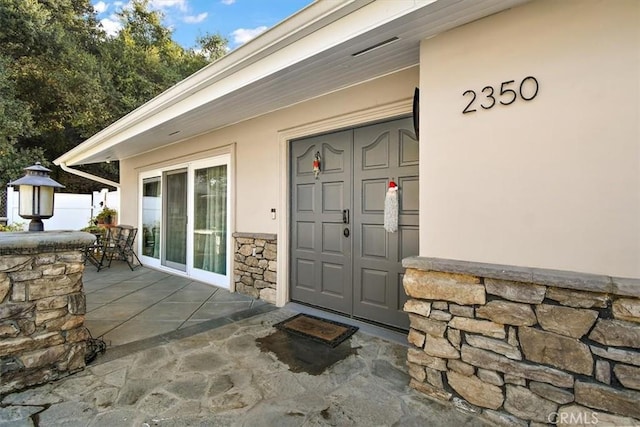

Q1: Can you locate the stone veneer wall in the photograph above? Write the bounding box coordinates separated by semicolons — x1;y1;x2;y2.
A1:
402;257;640;426
0;231;95;395
233;232;277;304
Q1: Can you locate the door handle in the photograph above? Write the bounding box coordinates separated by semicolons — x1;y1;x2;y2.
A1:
342;209;350;224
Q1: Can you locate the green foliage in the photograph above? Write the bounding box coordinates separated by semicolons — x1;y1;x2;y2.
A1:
0;0;106;137
196;33;229;61
0;222;26;232
95;206;117;222
0;0;228;193
81;224;104;235
0;140;48;186
0;56;33;141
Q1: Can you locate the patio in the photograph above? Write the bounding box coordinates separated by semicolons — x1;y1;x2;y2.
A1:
82;261;414;353
0;261;492;425
83;262;269;348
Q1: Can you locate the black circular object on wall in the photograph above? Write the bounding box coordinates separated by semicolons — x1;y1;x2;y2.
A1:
412;87;419;139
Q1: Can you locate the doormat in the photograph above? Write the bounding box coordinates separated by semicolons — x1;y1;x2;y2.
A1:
274;313;358;347
256;329;358;375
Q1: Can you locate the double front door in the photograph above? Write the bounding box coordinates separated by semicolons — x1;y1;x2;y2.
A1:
290;117;419;330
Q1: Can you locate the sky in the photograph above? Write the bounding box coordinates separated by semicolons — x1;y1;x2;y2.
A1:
92;0;315;50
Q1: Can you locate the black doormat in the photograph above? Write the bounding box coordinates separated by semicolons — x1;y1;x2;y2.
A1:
274;313;358;347
256;329;358;375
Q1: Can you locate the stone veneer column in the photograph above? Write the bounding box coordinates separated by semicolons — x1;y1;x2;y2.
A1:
402;257;640;426
0;231;95;395
233;232;277;303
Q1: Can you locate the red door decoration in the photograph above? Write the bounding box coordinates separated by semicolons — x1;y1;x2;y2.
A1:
313;151;321;179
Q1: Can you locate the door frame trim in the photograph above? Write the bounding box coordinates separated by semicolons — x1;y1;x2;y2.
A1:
276;98;413;307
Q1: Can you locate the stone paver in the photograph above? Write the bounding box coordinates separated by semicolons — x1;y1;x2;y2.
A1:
0;309;491;426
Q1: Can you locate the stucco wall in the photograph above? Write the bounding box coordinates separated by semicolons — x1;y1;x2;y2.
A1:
419;0;640;278
119;67;418;233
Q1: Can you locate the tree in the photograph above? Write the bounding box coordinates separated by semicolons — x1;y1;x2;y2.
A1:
0;0;228;193
0;141;48;187
0;0;112;190
0;54;45;187
99;0;214;117
196;33;229;61
0;56;32;142
0;0;107;136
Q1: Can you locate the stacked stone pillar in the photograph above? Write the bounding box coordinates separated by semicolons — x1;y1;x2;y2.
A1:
403;257;640;426
0;231;94;395
233;232;277;303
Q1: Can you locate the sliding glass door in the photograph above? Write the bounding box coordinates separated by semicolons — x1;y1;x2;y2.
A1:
138;155;231;287
163;169;188;271
190;159;229;283
142;177;161;258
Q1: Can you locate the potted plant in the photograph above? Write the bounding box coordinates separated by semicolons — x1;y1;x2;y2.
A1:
95;207;117;225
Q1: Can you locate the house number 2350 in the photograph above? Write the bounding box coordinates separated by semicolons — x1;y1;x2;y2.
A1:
462;76;539;114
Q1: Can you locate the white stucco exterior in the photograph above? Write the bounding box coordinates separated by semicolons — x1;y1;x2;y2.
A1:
119;67;419;232
419;0;639;278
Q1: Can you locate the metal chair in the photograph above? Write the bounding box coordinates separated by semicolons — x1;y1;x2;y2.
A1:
84;226;117;272
84;225;142;271
107;225;142;271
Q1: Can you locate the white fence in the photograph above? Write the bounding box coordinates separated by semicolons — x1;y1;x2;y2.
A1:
6;188;119;231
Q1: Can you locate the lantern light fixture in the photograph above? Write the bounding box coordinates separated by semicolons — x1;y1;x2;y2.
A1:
7;162;65;232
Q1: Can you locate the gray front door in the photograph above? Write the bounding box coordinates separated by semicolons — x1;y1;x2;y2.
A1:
290;117;418;330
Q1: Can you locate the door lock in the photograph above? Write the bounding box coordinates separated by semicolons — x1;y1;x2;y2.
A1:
342;209;350;224
343;228;350;238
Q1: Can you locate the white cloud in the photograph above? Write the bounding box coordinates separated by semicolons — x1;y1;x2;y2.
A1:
100;16;122;36
150;0;187;12
221;0;236;5
231;26;267;45
93;1;109;14
183;12;207;24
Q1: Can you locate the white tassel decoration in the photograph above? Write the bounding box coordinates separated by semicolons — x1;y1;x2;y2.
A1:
384;181;399;233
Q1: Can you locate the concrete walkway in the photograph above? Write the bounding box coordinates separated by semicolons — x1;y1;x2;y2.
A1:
82;263;265;346
1;263;492;426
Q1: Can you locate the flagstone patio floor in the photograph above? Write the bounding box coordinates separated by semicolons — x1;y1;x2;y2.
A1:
0;262;492;426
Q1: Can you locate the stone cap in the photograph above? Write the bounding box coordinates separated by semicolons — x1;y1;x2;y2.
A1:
0;231;96;255
402;257;640;298
233;232;277;240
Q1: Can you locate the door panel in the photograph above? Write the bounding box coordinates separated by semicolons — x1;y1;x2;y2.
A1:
192;164;227;276
290;117;418;330
353;118;418;329
290;131;352;315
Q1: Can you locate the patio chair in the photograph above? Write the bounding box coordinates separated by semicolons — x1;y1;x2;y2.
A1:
106;225;143;271
84;226;117;272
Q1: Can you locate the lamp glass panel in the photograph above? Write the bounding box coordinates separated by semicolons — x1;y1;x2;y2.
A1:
39;186;54;216
18;186;34;216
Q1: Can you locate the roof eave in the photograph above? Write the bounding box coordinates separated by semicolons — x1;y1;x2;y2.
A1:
54;0;372;167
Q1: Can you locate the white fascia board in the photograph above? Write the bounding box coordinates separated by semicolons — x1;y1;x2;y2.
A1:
56;0;436;166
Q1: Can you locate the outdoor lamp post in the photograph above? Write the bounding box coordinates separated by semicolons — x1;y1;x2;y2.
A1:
8;162;65;232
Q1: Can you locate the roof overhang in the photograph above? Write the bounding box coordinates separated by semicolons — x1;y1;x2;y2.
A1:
55;0;529;167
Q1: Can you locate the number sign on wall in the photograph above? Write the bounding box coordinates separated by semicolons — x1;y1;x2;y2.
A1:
463;76;539;114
